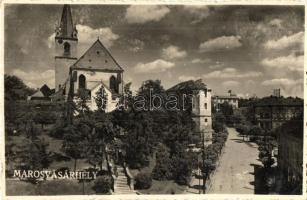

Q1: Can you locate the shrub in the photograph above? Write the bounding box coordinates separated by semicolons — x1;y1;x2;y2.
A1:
134;172;152;190
212;121;225;133
93;175;113;194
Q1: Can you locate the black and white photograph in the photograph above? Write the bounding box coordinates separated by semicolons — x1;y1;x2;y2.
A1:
3;2;305;196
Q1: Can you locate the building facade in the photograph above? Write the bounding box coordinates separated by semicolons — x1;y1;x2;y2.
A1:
54;5;124;112
277;117;303;193
212;90;239;112
192;87;213;146
253;97;303;131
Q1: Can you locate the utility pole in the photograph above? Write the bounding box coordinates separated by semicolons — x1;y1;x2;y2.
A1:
202;122;209;194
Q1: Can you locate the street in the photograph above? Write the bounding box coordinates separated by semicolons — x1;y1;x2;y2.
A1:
208;127;261;194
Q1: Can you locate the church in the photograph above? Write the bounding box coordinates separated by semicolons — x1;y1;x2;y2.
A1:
53;5;124;112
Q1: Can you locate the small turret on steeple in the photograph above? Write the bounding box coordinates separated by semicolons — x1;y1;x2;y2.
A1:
55;4;77;39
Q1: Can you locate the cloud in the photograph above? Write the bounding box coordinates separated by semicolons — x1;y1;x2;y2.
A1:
47;24;119;55
199;36;242;52
263;31;304;51
262;78;300;86
11;69;55;88
203;68;262;79
125;5;170;24
162;45;187;60
261;78;303;98
134;59;175;73
128;39;145;53
191;58;211;64
183;5;210;24
178;75;201;82
222;80;240;87
261;54;303;72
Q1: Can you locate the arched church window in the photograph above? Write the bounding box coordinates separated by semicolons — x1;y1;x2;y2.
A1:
110;75;118;93
79;74;86;89
64;42;70;55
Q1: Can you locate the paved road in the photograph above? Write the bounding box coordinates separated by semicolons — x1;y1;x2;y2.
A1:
208;128;261;194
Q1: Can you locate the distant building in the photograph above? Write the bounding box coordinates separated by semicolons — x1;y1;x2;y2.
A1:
28;84;54;101
277;116;303;194
253;97;303;131
273;89;281;97
212;90;239;112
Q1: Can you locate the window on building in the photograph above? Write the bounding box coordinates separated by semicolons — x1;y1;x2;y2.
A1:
204;103;207;109
64;42;70;55
109;75;118;93
79;74;86;89
205;118;208;122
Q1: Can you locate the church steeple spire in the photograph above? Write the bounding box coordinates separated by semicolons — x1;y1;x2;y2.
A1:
56;4;77;39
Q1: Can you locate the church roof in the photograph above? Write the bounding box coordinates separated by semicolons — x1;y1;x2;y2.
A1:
72;39;124;72
56;5;77;39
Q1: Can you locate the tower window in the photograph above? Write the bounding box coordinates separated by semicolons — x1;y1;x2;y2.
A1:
79;74;86;89
64;42;70;55
204;103;207;109
205;118;208;122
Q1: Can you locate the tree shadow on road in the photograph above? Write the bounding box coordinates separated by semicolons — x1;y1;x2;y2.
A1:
230;139;258;148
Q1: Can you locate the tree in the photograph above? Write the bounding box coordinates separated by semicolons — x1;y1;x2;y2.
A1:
219;102;234;125
170;142;192;185
94;86;108;112
236;124;250;141
4;75;35;101
19;138;52;171
121;82;133;110
61;124;85;171
248;125;264;141
84;119;116;170
75;89;90;115
152;144;172;180
137;80;165;110
34;111;57;129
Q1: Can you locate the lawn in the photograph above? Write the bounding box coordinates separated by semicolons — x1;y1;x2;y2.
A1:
6;179;97;195
137;180;187;194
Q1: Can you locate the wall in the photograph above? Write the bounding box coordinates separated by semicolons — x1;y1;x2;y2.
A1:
192;89;213;145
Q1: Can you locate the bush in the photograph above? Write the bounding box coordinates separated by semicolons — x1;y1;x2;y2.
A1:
134;172;152;190
93;175;113;194
212;121;225;133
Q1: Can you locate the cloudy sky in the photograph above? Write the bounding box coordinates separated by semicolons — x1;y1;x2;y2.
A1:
5;4;304;98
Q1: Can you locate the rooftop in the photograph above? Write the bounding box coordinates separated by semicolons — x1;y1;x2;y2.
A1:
72;39;123;72
167;79;207;92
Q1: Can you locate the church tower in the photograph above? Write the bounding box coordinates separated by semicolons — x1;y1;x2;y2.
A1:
55;5;78;92
192;86;213;146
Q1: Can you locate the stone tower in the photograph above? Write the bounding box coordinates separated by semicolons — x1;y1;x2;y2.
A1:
192;84;213;146
55;5;78;92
